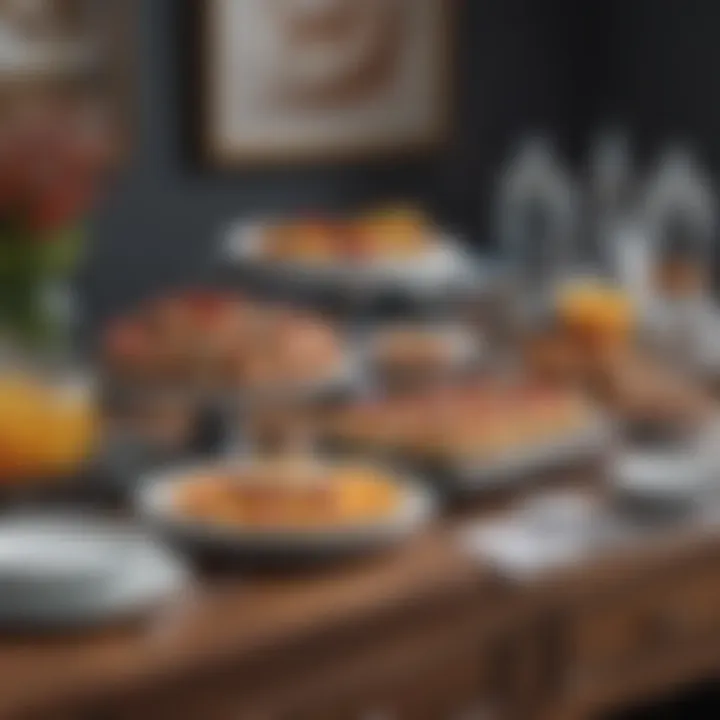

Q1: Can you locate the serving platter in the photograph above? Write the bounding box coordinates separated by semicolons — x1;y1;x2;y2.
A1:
325;414;611;497
317;383;611;496
136;460;436;560
222;220;480;302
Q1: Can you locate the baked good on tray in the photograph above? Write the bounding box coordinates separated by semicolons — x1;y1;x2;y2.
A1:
260;206;431;265
320;380;595;464
102;291;344;395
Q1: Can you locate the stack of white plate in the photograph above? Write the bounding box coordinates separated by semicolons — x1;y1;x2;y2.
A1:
612;451;712;512
0;514;189;629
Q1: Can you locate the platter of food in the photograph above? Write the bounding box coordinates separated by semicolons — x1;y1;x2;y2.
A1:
137;459;435;558
319;380;609;492
101;290;352;402
222;207;476;299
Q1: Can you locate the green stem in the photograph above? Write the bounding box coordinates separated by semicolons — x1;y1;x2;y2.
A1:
0;225;84;353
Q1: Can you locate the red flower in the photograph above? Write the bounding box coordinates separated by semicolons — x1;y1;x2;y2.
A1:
0;96;115;233
29;178;95;235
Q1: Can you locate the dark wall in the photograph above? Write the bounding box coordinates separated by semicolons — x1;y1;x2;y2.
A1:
82;0;621;328
443;0;601;242
603;0;720;167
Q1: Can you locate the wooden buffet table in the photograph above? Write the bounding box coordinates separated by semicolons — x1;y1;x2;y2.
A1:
3;464;720;720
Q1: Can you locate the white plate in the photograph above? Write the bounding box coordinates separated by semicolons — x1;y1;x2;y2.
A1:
136;460;436;558
0;515;189;628
222;221;478;299
612;450;711;507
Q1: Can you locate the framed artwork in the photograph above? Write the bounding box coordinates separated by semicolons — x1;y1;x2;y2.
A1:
199;0;453;166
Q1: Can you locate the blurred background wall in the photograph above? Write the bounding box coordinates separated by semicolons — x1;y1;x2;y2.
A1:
603;0;720;163
83;0;720;329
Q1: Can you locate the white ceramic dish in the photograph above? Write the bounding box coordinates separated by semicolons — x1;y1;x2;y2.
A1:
612;450;711;507
136;460;436;559
0;515;188;628
222;221;477;299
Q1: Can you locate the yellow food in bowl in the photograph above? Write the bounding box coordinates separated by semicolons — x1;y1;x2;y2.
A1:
175;464;402;529
332;467;402;520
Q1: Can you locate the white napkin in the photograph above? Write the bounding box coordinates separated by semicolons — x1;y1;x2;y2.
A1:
458;520;592;580
458;491;616;580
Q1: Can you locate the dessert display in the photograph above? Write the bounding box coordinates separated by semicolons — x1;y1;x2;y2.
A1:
260;206;432;266
225;202;473;304
0;372;98;484
102;291;345;395
172;462;402;530
320;381;595;465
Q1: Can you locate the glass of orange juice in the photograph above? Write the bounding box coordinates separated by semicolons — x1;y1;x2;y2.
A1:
0;370;98;484
556;278;635;357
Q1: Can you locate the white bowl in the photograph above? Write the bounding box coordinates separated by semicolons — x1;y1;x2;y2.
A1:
0;514;188;628
136;460;436;559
